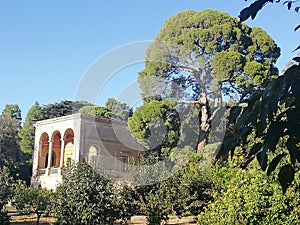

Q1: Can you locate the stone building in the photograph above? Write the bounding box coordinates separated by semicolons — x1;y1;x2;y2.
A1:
31;113;142;190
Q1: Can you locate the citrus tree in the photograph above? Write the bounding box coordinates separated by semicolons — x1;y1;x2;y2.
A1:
52;163;120;225
13;181;52;225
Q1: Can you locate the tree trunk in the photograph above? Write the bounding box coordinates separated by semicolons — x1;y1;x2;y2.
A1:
36;213;41;225
213;84;222;108
197;91;210;153
196;65;210;153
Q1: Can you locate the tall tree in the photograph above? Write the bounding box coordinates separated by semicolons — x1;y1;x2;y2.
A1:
17;102;43;183
41;100;92;119
0;167;13;225
79;105;113;118
105;98;133;120
2;104;22;124
79;99;132;121
0;113;20;176
137;9;280;152
19;102;43;155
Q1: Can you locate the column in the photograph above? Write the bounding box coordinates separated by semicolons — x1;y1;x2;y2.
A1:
73;137;77;163
46;140;53;175
59;139;65;174
34;142;42;175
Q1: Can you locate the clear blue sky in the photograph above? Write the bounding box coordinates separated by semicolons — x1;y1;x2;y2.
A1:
0;0;299;121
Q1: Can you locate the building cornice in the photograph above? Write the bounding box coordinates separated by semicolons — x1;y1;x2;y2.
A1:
34;113;128;127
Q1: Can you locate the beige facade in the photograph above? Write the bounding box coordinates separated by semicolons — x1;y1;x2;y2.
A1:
31;113;142;190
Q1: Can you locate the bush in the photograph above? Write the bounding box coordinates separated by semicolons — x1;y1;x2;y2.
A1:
13;181;52;225
0;167;13;225
0;211;10;225
198;164;300;224
52;163;120;225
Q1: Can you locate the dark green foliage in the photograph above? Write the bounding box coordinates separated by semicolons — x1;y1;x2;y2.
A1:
114;185;139;224
135;171;195;225
278;164;294;194
41;100;92;119
240;0;300;50
133;151;216;224
0;211;9;225
105;98;133;120
0;105;33;183
13;181;52;225
128;99;180;155
219;64;300;192
52;163;120;225
2;104;22;124
0;168;12;225
240;1;300;21
78;105;113;117
19;102;43;155
0;113;21;177
79;98;133;121
18;102;43;184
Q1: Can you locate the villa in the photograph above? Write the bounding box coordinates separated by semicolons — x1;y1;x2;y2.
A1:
31;113;142;190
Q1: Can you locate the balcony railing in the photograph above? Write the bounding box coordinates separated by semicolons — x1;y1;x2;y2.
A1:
37;169;46;175
50;168;59;174
36;168;60;176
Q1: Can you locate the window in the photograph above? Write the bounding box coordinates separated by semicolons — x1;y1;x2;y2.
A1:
121;156;129;171
64;142;74;167
44;151;56;167
51;152;56;167
88;146;98;168
66;157;71;167
45;153;48;168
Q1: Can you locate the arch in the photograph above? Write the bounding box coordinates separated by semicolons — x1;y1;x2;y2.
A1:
51;131;61;168
88;145;99;168
39;132;49;169
64;128;74;145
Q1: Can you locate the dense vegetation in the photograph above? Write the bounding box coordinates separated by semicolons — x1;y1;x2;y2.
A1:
1;5;300;225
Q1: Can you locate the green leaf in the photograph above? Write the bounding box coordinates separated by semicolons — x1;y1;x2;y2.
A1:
237;126;251;140
267;153;286;176
215;138;238;160
292;56;300;62
247;143;263;158
287;1;292;10
292;45;300;52
287;138;300;164
256;148;268;171
278;164;294;194
210;107;226;128
241;155;255;169
263;121;286;152
294;24;300;31
228;106;242;124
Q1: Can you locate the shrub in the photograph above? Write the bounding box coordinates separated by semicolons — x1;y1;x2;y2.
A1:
0;167;13;225
52;163;120;225
198;164;300;224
